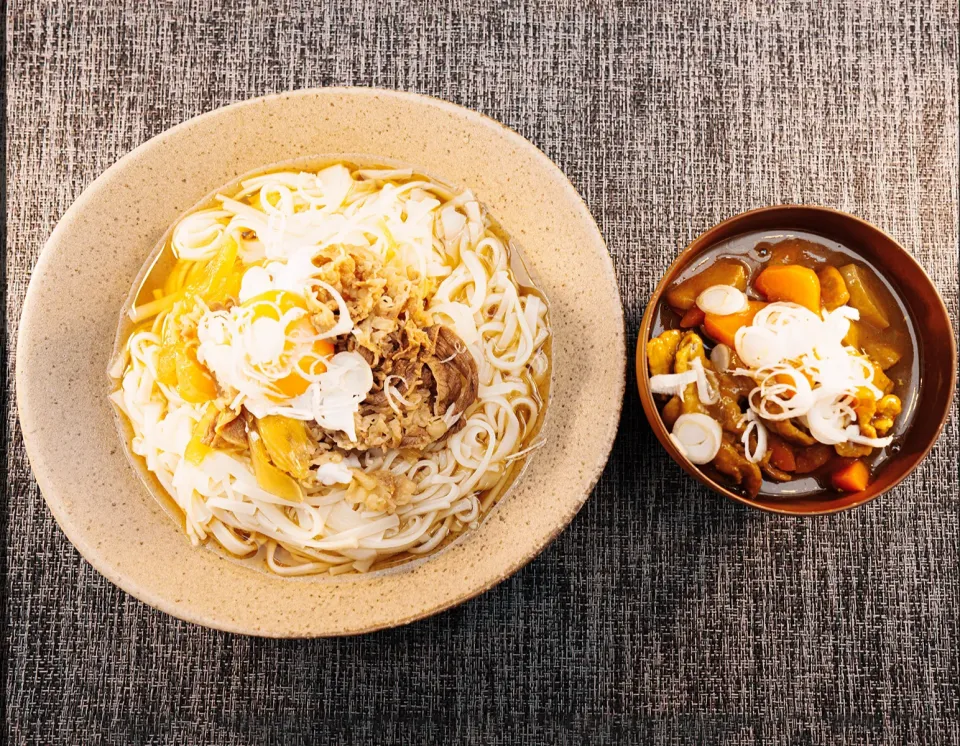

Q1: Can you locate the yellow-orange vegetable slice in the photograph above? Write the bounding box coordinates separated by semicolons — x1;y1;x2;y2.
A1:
754;265;821;312
184;235;240;303
175;344;217;403
242;289;308;318
248;430;303;502
184;404;218;466
703;301;767;348
256;415;315;480
665;259;749;311
243;295;335;396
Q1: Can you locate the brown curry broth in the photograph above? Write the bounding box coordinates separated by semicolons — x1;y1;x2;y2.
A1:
652;230;918;499
114;157;552;574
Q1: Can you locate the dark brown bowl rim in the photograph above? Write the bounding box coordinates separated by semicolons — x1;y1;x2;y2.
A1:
636;204;958;516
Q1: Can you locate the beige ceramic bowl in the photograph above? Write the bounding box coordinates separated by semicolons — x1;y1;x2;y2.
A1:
17;89;625;636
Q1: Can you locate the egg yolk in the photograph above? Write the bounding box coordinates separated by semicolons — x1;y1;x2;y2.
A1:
241;289;334;398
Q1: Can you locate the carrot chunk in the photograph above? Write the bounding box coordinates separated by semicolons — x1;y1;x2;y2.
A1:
702;301;767;347
754;265;821;312
679;306;706;328
831;459;870;492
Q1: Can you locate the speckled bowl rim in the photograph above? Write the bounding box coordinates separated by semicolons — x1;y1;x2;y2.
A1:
16;88;625;636
636;204;957;516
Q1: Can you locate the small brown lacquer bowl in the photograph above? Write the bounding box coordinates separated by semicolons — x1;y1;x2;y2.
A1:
637;205;956;515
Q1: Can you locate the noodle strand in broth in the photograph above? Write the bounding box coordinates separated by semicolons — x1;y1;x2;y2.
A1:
111;162;550;575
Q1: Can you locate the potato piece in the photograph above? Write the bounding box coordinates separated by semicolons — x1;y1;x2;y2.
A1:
871;363;895;395
818;265;850;311
666;259;749;311
763;238;830;267
863;341;902;370
647;329;683;377
843;321;862;350
838;264;890;330
754;265;821;312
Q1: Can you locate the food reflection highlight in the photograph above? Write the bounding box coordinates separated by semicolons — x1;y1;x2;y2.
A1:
111;163;550;575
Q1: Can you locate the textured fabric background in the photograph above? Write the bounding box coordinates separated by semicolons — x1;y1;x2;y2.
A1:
5;1;958;744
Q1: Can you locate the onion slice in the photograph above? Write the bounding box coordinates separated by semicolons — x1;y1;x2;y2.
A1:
649;370;698;396
691;357;720;405
710;343;732;373
696;285;748;315
843;426;894;448
671;413;722;465
741;410;768;463
736;326;784;368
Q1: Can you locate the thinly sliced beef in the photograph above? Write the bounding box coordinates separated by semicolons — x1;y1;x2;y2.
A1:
322;323;480;452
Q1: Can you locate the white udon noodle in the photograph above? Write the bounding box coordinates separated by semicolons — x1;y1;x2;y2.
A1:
111;164;550;575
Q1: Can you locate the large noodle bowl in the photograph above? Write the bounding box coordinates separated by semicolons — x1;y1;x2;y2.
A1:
110;162;550;575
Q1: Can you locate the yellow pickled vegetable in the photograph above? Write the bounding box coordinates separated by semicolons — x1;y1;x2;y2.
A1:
184;235;240;303
248;430;303;502
184;404;218;465
175;344;217;403
256;415;315;480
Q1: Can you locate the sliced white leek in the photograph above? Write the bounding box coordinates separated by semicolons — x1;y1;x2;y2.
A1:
671;413;722;465
696;285;748;315
741;410;768;464
649;369;698;396
709;343;732;373
691;357;719;405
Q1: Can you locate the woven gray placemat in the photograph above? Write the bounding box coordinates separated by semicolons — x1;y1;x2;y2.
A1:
5;2;958;744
